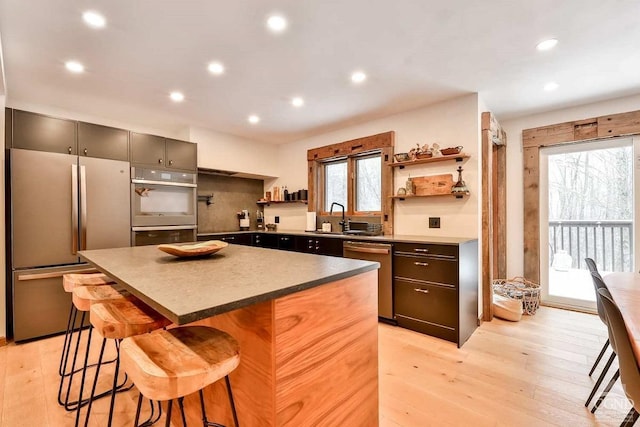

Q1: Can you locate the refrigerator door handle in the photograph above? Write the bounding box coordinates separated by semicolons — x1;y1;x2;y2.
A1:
80;165;87;251
71;164;79;254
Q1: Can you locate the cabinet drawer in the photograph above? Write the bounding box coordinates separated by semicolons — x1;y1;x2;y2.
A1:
394;242;458;258
394;255;458;285
394;279;458;330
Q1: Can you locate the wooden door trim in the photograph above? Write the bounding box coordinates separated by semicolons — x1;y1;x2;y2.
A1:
481;112;507;321
522;108;640;285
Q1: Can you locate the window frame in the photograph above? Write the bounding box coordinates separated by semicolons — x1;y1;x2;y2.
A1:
318;151;382;216
307;131;395;234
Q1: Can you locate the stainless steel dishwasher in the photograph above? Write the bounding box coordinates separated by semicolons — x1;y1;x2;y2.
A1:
343;241;393;321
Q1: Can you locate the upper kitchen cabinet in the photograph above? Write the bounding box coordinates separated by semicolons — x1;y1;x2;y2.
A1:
78;122;129;161
165;138;197;171
9;109;77;154
130;132;197;171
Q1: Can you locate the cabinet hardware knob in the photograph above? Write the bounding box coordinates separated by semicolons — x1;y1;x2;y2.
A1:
169;160;173;165
68;146;72;154
414;262;429;267
83;148;88;155
159;158;163;164
414;248;429;253
414;288;430;294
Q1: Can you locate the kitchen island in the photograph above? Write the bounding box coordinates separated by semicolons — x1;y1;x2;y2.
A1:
79;244;380;426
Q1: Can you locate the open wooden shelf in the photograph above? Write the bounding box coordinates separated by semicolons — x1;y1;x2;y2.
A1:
391;193;469;200
257;200;308;206
390;153;470;169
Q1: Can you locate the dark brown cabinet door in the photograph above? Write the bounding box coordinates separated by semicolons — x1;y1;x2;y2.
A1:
78;122;128;161
394;255;459;286
394;279;458;342
130;132;166;167
166;138;197;171
316;237;343;256
11;110;76;154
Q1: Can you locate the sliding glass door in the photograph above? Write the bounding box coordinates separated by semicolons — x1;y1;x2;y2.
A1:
539;137;639;311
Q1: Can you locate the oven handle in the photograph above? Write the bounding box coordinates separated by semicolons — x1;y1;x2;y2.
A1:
131;179;196;188
132;225;197;231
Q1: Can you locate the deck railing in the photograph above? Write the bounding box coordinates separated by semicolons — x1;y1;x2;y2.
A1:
549;220;633;272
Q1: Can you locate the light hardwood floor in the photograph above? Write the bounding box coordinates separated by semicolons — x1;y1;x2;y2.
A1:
0;306;631;426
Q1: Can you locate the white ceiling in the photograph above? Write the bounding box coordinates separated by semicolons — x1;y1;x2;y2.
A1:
1;0;639;144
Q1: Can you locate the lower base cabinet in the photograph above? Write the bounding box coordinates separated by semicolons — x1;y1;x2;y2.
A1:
198;231;479;347
393;240;478;348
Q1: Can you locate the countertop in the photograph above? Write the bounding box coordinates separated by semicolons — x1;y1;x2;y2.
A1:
198;229;476;245
79;244;378;325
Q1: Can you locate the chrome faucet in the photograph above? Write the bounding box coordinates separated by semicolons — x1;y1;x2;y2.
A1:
329;202;346;232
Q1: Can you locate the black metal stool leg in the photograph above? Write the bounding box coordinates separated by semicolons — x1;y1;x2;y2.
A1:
81;337;107;427
589;339;610;376
621;407;639;427
165;400;173;427
61;311;87;411
585;352;616;407
226;376;239;427
58;305;76;377
178;397;188;426
106;339;123;427
591;369;619;413
73;324;94;427
134;392;144;426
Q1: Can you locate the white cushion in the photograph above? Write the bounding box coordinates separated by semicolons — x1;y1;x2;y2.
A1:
493;294;523;322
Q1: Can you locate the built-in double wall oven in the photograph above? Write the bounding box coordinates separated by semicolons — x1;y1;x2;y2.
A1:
131;167;197;245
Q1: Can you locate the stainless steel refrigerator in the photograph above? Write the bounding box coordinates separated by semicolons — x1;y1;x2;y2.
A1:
9;148;130;341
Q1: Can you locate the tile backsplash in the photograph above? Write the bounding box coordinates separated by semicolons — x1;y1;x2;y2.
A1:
197;173;264;233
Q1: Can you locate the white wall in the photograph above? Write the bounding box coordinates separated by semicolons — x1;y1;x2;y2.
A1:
188;126;280;178
501;93;640;278
265;94;481;237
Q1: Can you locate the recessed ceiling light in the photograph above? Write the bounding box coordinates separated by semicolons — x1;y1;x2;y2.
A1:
208;61;225;75
544;82;559;91
169;91;185;102
65;61;85;73
248;115;260;124
267;14;287;33
291;97;304;107
82;10;106;29
536;38;558;51
351;71;367;84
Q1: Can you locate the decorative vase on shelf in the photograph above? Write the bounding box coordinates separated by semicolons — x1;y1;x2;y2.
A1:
451;166;469;195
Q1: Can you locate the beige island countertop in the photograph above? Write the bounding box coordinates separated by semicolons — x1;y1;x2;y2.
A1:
79;243;378;324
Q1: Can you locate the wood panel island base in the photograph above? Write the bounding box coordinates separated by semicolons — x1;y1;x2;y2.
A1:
78;244;379;426
191;270;379;426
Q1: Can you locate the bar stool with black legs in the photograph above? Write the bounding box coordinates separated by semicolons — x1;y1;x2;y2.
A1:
79;298;172;427
58;279;124;412
598;289;640;426
120;325;240;427
59;273;115;381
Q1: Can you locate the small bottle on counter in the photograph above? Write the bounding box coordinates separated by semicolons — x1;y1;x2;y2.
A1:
284;186;289;201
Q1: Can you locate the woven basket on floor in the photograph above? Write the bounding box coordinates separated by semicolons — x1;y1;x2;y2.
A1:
492;276;541;315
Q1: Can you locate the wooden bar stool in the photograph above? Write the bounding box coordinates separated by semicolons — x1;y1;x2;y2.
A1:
58;282;124;411
59;273;115;378
80;299;172;427
120;326;240;427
